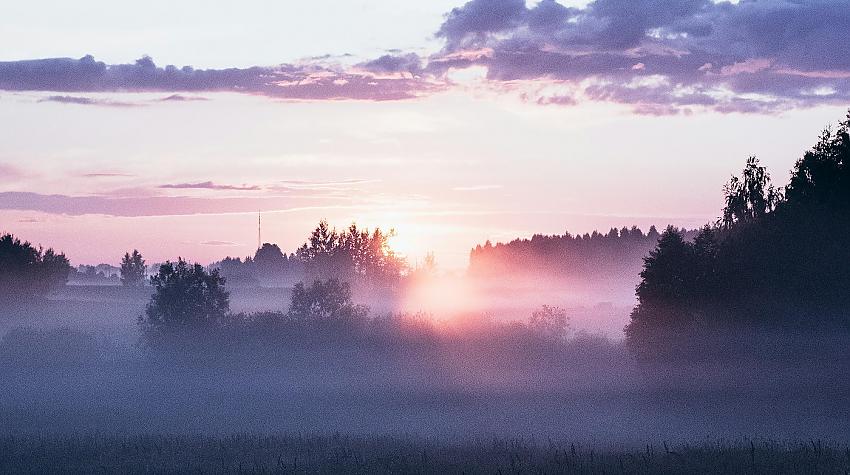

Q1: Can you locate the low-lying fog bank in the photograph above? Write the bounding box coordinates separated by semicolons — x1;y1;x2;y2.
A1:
1;315;847;442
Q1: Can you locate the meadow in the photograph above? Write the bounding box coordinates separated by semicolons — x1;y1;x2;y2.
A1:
1;435;848;474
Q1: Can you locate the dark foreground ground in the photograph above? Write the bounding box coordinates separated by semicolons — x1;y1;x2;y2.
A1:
1;435;847;474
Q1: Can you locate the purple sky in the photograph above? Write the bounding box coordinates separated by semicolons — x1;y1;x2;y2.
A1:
1;0;849;267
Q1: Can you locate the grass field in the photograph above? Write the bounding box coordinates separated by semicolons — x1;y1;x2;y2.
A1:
0;435;847;474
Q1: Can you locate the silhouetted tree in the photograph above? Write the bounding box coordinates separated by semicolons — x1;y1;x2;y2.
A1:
626;110;850;360
250;243;299;285
141;259;229;336
785;114;850;209
213;256;261;288
286;279;369;322
0;233;70;306
296;220;339;263
209;221;404;290
529;305;571;341
691;226;720;304
468;224;696;284
720;156;780;229
120;250;146;287
296;221;405;287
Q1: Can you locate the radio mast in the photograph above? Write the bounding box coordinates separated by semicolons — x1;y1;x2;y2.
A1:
257;210;261;251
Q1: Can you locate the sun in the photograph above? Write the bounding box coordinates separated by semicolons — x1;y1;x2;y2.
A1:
385;226;417;259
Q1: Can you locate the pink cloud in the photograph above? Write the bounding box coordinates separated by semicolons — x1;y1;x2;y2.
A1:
160;181;262;191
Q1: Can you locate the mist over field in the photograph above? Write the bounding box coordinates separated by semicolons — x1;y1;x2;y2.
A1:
4;0;850;471
2;288;848;442
4;124;850;474
3;114;850;472
2;213;849;445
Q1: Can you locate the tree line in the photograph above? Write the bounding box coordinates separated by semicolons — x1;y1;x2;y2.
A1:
469;225;699;283
0;219;404;305
626;111;850;360
212;221;405;289
0;234;70;307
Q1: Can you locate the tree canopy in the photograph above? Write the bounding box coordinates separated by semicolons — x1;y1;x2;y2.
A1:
286;279;369;322
0;233;70;306
212;220;405;289
468;225;695;286
141;259;230;336
626;111;850;360
296;221;404;286
120;250;146;287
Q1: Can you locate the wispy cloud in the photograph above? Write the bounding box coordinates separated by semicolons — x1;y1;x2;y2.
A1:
158;94;209;102
200;240;238;246
159;181;262;191
0;163;28;182
275;178;378;191
38;95;142;107
82;172;135;178
0;191;346;217
452;184;503;192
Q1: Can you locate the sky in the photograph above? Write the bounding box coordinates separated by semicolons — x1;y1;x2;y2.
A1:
1;0;849;268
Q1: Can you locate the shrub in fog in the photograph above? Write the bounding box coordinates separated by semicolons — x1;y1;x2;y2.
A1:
529;305;571;341
286;278;369;322
140;259;229;340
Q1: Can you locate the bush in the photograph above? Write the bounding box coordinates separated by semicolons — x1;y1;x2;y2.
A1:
529;305;570;341
287;279;369;322
140;259;229;341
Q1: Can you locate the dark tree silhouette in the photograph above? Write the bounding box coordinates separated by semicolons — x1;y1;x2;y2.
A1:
120;250;146;287
286;279;369;322
213;256;261;287
785;117;850;208
255;243;286;268
0;233;70;306
626;110;850;360
468;225;698;285
211;220;404;289
141;259;229;336
720;156;780;229
625;226;702;359
296;221;404;287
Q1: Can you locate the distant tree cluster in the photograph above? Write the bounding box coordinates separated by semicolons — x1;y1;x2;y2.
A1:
213;243;301;288
212;221;405;289
469;225;698;283
68;264;120;285
296;221;404;287
0;233;70;307
626;111;850;360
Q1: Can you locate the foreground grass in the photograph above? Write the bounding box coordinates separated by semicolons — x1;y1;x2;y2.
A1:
1;435;849;474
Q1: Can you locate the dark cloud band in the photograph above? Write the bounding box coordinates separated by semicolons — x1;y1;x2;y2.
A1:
2;0;849;113
0;55;439;101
